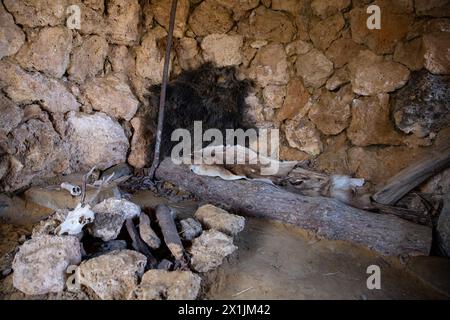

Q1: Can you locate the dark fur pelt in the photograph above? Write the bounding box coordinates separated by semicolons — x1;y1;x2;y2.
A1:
148;62;253;156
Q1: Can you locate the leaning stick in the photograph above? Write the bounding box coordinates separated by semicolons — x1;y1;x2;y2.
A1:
155;204;184;261
125;219;158;268
148;0;178;179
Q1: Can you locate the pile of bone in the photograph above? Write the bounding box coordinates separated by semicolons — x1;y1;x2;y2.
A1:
11;195;245;300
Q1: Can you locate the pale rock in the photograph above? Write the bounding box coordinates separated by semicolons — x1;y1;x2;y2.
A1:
308;86;353;136
221;0;260;20
15;26;72;78
82;74;139;121
90;198;141;241
128;117;154;169
311;0;351;18
310;13;345;51
283;118;323;156
271;0;304;13
180;218;203;241
68;36;109;83
0;3;25;59
12;235;81;295
75;250;146;300
189;0;234;36
201;34;244;67
238;6;295;43
189;230;237;273
128;270;201;300
79;4;107;36
276;78;310;121
263;85;286;109
248;43;289;87
152;0;190;38
0;94;23;135
136;27;172;83
295;49;334;88
3;0;66;27
242;92;267;128
392;70;450;137
176;38;202;70
423;32;450;75
250;40;268;49
195;204;245;236
285;40;313;56
326;38;364;68
106;0;140;45
347;94;404;146
326;67;350;91
393;37;425;71
109;45;135;74
139;213;161;249
66;112;129;171
0;61;80;113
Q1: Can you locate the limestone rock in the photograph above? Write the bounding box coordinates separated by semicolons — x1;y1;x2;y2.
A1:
221;0;260;20
238;6;295;43
79;4;107;36
310;13;345;51
189;0;234;36
308;86;353;136
75;250;146;300
176;38;202;70
276;78;310;121
3;0;66;27
248;43;289;87
315;133;351;175
0;94;23;135
0;3;25;59
415;0;450;17
109;45;135;74
106;0;140;45
393;37;425;71
82;74;139;121
263;85;286;109
326;67;350;91
392;70;450;137
180;218;203;241
437;197;450;257
311;0;351;18
68;36;109;83
129;270;201;300
201;34;244;67
349;5;413;54
347;94;404;146
136;27;171;83
295;48;334;88
12;235;81;295
0;61;79;113
349;51;410;96
423;32;450;75
283;118;323;156
66;112;129;171
242;92;267;127
152;0;190;38
15;26;72;78
139;213;161;249
128;117;154;169
326;38;364;68
189;230;237;273
285;40;313;56
195;204;245;236
91;198;141;241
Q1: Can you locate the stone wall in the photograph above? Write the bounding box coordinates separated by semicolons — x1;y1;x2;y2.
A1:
0;0;449;192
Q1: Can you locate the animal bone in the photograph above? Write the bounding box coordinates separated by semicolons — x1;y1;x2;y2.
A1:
60;182;82;197
56;203;95;236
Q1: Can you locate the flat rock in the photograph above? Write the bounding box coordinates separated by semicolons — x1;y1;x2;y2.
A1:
189;229;237;273
128;270;201;300
283;118;323;156
295;49;334;89
189;0;234;36
423;32;450;75
393;37;425;71
276;78;310;122
66;112;129;171
326;38;364;69
311;0;351;19
0;2;25;59
75;250;146;300
91;198;141;241
3;0;67;27
82;74;139;121
309;13;345;51
106;0;140;45
248;43;289;87
12;235;81;295
201;34;244;67
195;204;245;236
263;85;286;109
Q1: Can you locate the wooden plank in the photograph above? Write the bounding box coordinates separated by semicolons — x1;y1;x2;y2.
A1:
155;158;432;257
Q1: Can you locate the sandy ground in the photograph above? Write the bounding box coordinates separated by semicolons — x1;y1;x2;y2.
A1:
1;190;449;300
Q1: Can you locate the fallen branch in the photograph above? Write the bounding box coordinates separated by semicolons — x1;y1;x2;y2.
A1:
155;158;432;256
155;204;184;261
125;219;157;268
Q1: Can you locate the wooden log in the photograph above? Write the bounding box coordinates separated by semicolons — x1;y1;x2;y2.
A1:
155;158;432;256
373;146;450;205
155;204;184;261
125;219;157;268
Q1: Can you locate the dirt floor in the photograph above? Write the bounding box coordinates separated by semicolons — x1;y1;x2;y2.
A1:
1;190;449;300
